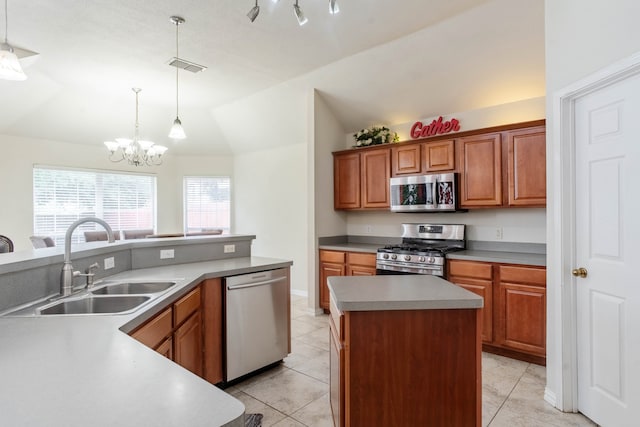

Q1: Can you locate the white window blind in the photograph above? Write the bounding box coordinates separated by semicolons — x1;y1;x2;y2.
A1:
33;167;156;245
184;176;231;234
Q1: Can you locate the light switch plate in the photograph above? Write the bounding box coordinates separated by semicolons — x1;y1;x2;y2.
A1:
224;244;236;253
160;249;175;259
104;257;115;270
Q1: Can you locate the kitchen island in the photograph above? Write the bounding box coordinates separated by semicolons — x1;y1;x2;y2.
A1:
327;275;483;427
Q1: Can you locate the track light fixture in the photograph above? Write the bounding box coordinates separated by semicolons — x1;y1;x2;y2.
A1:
247;0;260;23
246;0;337;25
293;0;308;26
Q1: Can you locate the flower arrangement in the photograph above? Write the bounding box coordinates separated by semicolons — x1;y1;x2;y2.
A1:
353;126;399;147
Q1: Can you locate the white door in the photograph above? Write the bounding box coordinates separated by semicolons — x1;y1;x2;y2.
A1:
574;72;640;426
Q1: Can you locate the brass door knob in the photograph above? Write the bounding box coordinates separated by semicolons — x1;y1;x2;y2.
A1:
572;267;588;278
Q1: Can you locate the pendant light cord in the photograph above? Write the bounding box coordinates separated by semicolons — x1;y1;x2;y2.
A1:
175;20;179;117
4;0;8;43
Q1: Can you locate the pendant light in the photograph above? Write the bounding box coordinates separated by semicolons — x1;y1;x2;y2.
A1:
0;0;26;81
168;16;186;140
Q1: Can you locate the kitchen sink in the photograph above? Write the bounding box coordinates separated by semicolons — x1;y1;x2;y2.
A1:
38;295;151;315
91;281;176;295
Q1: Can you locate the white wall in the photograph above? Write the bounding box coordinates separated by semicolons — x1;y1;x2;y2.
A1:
233;143;309;295
544;0;640;411
0;134;233;251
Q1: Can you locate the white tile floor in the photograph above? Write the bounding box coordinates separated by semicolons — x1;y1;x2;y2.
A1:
224;295;597;427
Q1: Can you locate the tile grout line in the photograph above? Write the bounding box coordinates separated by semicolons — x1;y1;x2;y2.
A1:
485;362;531;426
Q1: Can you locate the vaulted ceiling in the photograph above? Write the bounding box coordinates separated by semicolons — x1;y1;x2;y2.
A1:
0;0;544;155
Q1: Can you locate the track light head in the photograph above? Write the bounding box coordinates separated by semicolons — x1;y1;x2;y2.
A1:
293;1;308;26
329;0;340;14
247;1;260;22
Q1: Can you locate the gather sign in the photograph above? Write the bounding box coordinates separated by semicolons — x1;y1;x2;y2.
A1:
410;116;460;139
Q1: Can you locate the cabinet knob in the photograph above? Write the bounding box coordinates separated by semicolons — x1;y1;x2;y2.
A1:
572;267;588;278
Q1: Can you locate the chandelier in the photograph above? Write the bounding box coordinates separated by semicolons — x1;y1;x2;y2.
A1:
247;0;339;26
104;88;168;167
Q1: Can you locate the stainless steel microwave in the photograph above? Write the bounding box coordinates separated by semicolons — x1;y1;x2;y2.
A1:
390;173;458;212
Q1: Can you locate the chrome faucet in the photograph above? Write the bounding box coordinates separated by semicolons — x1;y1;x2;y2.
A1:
60;217;115;296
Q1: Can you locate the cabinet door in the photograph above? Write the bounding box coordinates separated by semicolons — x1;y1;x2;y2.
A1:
447;260;493;343
329;319;344;427
174;311;203;376
320;262;346;310
423;139;455;172
156;337;173;359
391;143;421;176
130;307;172;349
346;252;377;277
459;133;503;207
360;148;391;208
450;278;493;343
506;126;546;206
334;152;361;209
496;266;546;356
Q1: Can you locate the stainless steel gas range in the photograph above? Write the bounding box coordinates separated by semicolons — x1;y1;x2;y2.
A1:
376;223;465;276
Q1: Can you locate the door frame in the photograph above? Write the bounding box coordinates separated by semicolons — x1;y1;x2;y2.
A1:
547;51;640;413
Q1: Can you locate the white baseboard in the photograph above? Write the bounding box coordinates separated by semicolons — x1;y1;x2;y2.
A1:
544;387;558;409
290;289;308;297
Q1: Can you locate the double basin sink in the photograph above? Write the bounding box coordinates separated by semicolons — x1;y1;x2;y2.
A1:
36;281;177;316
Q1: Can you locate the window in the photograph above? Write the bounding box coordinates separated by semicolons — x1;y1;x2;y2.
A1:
184;176;231;234
33;166;156;245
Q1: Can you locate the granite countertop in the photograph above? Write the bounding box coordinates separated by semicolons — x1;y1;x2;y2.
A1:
0;256;292;427
328;275;483;312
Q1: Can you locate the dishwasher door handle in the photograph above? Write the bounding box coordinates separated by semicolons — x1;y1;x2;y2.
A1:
227;276;286;291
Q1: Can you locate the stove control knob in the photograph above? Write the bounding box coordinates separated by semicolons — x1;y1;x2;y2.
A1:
418;256;426;262
382;253;389;260
391;254;397;260
404;255;411;261
428;257;436;264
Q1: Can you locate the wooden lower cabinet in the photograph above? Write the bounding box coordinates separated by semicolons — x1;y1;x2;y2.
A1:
330;297;481;426
447;259;546;365
495;265;546;358
319;250;376;311
130;280;224;383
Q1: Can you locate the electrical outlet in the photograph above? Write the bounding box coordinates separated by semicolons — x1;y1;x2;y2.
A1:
495;227;503;240
160;249;175;259
224;244;236;253
365;225;373;234
104;257;115;270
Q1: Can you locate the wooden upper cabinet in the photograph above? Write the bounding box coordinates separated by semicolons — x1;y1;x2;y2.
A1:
506;126;546;207
423;139;455;172
360;148;390;209
391;143;421;176
391;139;455;176
459;133;503;207
334;152;361;209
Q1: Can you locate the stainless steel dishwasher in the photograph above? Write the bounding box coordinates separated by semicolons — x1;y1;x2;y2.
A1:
225;268;290;381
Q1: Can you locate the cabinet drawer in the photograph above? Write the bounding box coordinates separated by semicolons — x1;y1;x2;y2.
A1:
321;250;346;264
174;287;201;326
346;252;376;267
500;265;546;286
448;260;493;280
131;307;172;349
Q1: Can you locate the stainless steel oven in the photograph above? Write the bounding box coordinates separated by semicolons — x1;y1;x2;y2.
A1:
376;223;465;276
